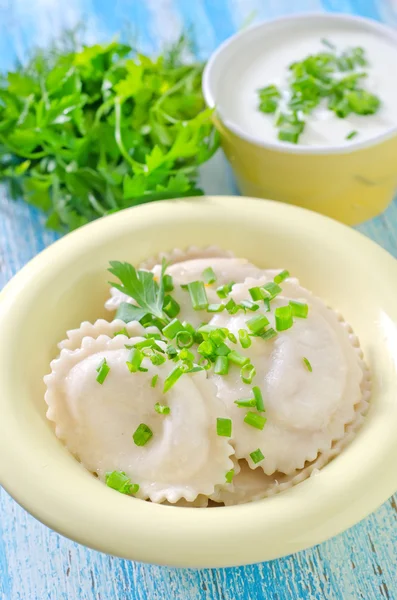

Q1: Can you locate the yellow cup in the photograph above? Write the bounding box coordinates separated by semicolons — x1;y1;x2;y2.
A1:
203;14;397;225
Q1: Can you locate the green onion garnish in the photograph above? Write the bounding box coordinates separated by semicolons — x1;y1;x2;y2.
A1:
216;417;232;437
238;329;252;349
258;84;281;114
133;423;153;446
289;300;308;318
215;342;231;357
178;348;195;363
150;353;166;366
207;303;225;313
151;374;158;388
228;350;249;366
262;281;282;299
259;327;277;341
234;398;257;408
202;267;217;285
246;314;269;335
346;130;358;140
244;411;267;430
252;386;265;412
209;328;227;345
214;355;229;375
96;358;110;384
228;332;237;344
250;449;265;464
187;281;209;311
216;282;234;299
274;270;289;284
240;299;259;311
198;357;211;370
114;327;129;337
163;274;174;292
163;364;184;392
163;318;184;340
197;339;216;360
263;298;271;312
175;330;194;349
154;402;170;415
105;471;139;495
225;469;235;484
163;295;180;319
126;348;143;373
275;306;293;331
241;363;256;384
225;298;239;314
303;357;313;372
249;286;263;301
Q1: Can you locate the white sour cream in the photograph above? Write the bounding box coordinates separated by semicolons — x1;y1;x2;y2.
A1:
215;20;397;147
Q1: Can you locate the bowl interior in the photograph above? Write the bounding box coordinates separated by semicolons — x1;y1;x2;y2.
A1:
1;196;397;568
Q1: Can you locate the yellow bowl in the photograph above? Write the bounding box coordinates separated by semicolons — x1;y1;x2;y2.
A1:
203;14;397;225
1;196;397;567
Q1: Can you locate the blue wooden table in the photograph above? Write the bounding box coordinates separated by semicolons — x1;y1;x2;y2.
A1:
1;1;397;598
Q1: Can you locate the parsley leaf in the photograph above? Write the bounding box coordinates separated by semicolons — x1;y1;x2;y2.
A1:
109;259;167;322
0;34;219;232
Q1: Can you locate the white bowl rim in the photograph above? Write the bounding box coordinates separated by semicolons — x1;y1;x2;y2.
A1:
1;196;397;567
202;12;397;156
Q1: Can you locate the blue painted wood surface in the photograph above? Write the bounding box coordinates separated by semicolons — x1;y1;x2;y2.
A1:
1;1;397;598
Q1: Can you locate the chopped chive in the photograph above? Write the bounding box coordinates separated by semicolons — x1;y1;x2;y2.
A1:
252;386;265;412
138;366;148;372
225;469;235;484
259;327;277;341
303;357;313;372
163;295;180;319
250;448;265;464
150;352;166;366
274;270;289;284
275;305;293;331
175;330;194;349
240;299;259;311
202;267;217;285
262;281;282;299
145;332;162;340
151;374;159;388
163;318;184;340
133;423;153;446
228;332;237;344
289;300;308;318
346;130;358;140
105;471;139;495
214;355;229;375
225;298;239;314
180;283;188;290
263;298;271;312
216;417;232;437
96;358;110;384
241;363;256;384
215;342;231;357
187;281;209;310
216;282;234;299
209;328;227;345
154;402;170;415
114;327;129;337
166;344;178;359
234;397;257;408
244;411;267;430
178;348;195;363
228;350;250;366
198;357;211;370
197;339;216;359
246;314;269;335
249;286;263;301
163;274;174;292
197;324;217;335
163;365;184;392
126;348;143;373
238;329;252;349
321;38;336;50
207;303;225;313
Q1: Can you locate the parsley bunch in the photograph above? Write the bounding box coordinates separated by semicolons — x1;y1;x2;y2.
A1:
0;36;219;231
